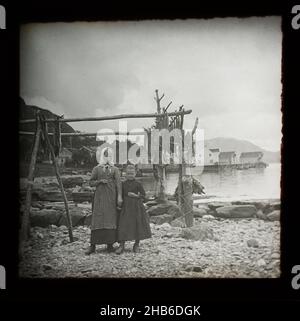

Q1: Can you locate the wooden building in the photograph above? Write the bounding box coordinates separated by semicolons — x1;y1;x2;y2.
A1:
219;151;237;165
239;151;263;164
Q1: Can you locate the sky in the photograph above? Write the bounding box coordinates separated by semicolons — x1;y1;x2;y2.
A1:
20;17;282;152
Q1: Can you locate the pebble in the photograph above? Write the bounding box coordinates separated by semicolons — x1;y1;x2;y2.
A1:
36;232;44;239
192;266;203;272
202;215;215;220
247;239;259;248
271;252;280;260
257;259;266;267
42;264;53;271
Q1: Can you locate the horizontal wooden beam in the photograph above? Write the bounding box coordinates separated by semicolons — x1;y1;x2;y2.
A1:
19;110;192;124
19;131;147;137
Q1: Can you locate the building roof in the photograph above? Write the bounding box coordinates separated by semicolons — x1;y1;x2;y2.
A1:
209;148;220;152
219;151;236;159
240;151;263;158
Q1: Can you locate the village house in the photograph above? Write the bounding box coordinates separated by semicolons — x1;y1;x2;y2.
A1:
239;151;263;164
57;147;73;166
205;147;220;165
219;151;237;165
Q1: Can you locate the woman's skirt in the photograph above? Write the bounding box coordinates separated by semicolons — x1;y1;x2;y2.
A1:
90;229;117;245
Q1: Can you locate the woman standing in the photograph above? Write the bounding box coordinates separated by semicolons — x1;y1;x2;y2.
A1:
85;147;122;255
115;164;152;254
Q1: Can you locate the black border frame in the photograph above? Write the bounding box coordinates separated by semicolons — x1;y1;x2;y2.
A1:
1;1;300;313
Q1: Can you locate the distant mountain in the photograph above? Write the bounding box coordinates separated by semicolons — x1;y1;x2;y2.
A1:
19;97;76;162
205;137;280;163
19;97;75;134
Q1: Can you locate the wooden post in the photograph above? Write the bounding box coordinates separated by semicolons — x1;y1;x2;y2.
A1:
178;111;194;227
20;112;41;243
43;124;74;242
178;114;184;209
154;89;167;203
182;176;194;227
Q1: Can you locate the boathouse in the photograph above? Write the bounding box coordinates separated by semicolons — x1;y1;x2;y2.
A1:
219;151;237;165
204;146;220;165
239;151;263;164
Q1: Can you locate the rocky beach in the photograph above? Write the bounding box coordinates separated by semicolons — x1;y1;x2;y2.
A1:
19;174;281;278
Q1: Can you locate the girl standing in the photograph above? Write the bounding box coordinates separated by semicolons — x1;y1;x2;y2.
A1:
85;147;122;255
115;164;151;254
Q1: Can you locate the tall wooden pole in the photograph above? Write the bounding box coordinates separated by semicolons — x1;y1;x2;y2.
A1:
182;176;194;227
43;124;74;242
178;113;184;209
19;112;42;259
154;89;167;203
178;111;194;227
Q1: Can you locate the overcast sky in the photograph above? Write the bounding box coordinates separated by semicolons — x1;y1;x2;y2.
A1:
20;17;282;151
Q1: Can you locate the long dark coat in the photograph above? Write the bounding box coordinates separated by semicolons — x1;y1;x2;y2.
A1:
117;179;152;241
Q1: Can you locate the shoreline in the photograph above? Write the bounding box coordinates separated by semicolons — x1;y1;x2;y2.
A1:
19;174;281;278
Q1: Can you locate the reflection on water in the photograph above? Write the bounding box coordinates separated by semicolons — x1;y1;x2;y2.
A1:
140;163;281;201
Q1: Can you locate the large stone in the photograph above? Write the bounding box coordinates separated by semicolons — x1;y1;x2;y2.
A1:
84;213;92;226
269;201;281;211
31;201;44;209
30;209;62;227
58;207;88;227
193;207;208;217
232;200;270;211
77;203;92;210
157;222;173;229
181;224;215;241
215;205;257;218
147;203;171;216
61;176;84;188
147;202;182;219
195;204;210;211
48;204;77;212
36;190;73;202
150;214;174;225
264;202;281;214
145;200;158;207
72;191;94;203
207;202;231;210
256;210;268;220
267;210;280;221
81;186;94;192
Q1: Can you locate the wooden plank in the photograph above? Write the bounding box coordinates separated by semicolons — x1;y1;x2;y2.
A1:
19;110;192;124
